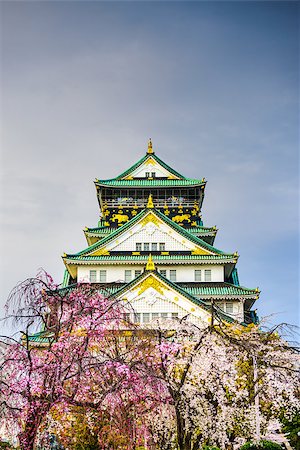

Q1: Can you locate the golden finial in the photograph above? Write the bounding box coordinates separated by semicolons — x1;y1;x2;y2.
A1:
146;254;155;271
147;138;154;154
147;193;154;208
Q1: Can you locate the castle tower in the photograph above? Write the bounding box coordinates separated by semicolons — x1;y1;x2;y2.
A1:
62;140;259;326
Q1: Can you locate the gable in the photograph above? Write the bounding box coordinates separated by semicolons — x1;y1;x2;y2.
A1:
88;211;214;257
124;157;180;179
118;273;211;325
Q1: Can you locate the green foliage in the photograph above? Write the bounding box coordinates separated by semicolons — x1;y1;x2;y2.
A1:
0;442;13;450
240;441;283;450
281;410;300;450
202;446;221;450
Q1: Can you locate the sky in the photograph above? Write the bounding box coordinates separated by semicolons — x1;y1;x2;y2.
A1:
0;1;299;334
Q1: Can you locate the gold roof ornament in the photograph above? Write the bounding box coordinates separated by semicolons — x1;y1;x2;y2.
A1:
147;193;154;209
147;138;154;154
145;254;155;271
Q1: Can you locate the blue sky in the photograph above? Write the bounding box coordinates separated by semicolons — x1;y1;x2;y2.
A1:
0;1;299;332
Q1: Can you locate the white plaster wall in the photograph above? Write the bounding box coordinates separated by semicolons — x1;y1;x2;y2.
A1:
77;264;224;283
111;226;192;252
130;162;172;178
157;265;224;282
78;265;144;283
217;300;244;322
121;279;211;326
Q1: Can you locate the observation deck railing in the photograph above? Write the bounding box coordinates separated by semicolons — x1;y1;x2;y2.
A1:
102;199;198;208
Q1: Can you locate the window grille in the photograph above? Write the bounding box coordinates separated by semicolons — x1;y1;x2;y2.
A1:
151;172;156;178
225;303;233;314
125;270;132;282
144;243;150;251
143;313;150;323
170;270;176;282
151;243;157;251
172;313;179;319
152;313;159;320
159;243;165;251
145;172;150;178
89;270;97;283
160;269;167;277
99;270;106;282
134;313;141;323
195;270;201;281
136;243;142;251
204;269;211;281
135;270;142;277
161;313;168;319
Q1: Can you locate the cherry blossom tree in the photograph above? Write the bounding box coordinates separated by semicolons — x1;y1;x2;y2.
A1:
148;317;300;450
0;273;165;450
0;273;298;450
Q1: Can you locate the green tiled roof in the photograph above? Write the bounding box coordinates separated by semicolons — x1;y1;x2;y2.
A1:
183;226;217;235
66;208;232;259
178;282;258;298
64;254;236;264
106;271;237;324
62;281;257;299
95;179;205;188
114;153;185;180
27;331;54;343
85;224;217;236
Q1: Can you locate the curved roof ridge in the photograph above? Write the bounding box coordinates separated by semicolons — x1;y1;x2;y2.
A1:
97;152;187;181
64;207;234;258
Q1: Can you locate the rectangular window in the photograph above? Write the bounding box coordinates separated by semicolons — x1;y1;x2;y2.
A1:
152;313;159;320
89;270;97;283
161;313;168;319
159;243;165;251
170;270;176;282
134;313;141;323
145;172;150;178
143;313;150;323
225;303;233;314
99;270;106;282
172;312;179;319
160;269;167;277
195;270;201;282
135;270;142;278
124;313;130;322
204;269;212;282
144;243;150;251
136;243;142;251
151;172;156;178
151;243;157;251
125;270;132;282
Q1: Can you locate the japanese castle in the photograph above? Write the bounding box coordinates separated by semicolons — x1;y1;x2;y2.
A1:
62;140;259;326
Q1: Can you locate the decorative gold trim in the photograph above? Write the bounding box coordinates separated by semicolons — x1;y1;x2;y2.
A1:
191;247;211;255
145;157;156;166
140;212;160;227
147;194;154;209
145;254;155;271
90;247;110;256
147;138;154;154
137;275;165;296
